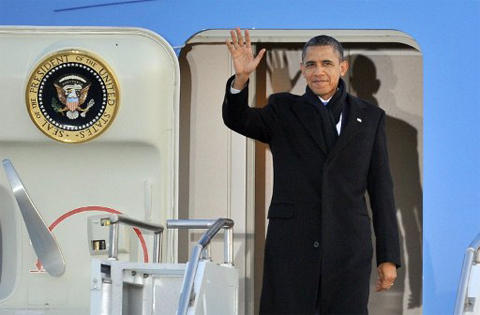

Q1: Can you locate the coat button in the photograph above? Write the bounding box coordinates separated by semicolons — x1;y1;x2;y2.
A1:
313;241;320;248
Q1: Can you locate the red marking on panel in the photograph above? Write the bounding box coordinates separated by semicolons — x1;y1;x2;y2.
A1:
33;206;149;272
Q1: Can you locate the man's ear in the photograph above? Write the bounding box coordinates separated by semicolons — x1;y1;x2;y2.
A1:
300;62;306;77
340;60;349;77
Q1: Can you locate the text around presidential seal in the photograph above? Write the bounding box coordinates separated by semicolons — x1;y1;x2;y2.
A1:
26;50;120;143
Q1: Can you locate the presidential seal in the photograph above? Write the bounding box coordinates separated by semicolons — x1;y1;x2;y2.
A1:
26;50;119;143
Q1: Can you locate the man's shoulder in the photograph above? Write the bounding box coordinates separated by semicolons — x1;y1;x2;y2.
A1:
347;93;385;115
268;92;301;105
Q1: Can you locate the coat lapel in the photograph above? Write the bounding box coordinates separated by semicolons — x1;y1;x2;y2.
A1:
292;95;328;155
329;95;367;157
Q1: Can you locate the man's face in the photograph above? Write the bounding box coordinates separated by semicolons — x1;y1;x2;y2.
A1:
300;45;348;99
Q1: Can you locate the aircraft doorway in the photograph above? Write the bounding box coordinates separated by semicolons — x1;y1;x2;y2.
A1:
178;29;422;315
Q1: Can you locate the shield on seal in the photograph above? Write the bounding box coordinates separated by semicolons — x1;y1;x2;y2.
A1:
66;91;79;111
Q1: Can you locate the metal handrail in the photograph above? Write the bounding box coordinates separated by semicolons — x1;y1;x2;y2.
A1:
107;214;164;263
167;218;234;315
2;159;66;277
167;218;234;265
454;232;480;314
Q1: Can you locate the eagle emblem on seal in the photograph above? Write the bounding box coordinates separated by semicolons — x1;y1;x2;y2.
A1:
53;74;95;120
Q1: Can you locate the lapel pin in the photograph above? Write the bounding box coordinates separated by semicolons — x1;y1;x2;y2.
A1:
357;118;362;123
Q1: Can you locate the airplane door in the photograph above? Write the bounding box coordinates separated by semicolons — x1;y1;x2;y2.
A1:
178;29;422;315
0;27;179;314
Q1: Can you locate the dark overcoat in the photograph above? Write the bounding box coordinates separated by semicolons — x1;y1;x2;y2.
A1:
222;76;401;315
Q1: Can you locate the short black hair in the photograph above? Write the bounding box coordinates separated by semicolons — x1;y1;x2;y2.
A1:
302;35;344;62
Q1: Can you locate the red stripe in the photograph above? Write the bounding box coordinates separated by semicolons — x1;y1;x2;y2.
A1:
47;206;149;263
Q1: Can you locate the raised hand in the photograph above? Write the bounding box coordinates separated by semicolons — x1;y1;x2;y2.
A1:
267;50;302;93
225;28;266;89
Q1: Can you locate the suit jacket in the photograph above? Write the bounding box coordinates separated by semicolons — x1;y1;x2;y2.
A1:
222;76;401;314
